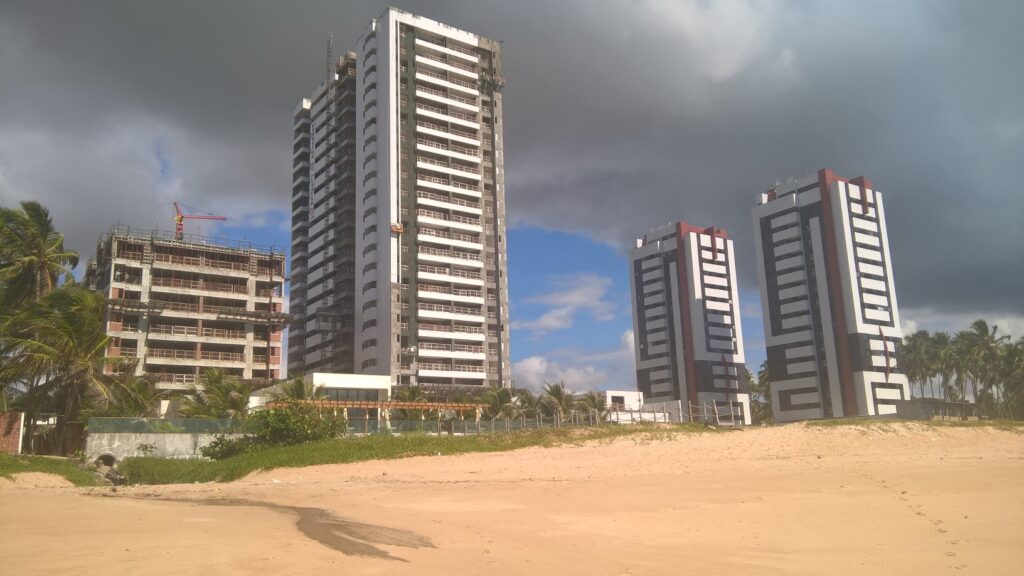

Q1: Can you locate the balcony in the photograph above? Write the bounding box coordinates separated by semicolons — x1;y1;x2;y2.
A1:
417;341;486;361
418;245;483;269
417;362;487;380
416;302;485;323
417;283;485;305
153;253;250;276
414;119;480;148
416;155;481;182
416;208;482;234
148;324;247;342
417;265;483;289
417;227;483;251
416;173;481;199
415;137;479;162
413;37;479;63
417;322;486;342
151;276;249;297
414;55;478;83
414;80;478;110
416;190;482;216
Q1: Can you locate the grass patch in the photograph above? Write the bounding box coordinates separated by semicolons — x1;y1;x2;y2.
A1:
0;454;103;487
804;417;1024;432
119;423;716;485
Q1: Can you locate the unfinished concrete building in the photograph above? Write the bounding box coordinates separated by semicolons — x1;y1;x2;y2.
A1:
87;226;288;391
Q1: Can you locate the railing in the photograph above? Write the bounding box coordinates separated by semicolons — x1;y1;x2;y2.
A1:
200;351;244;362
419;342;484;353
416;138;480;158
415;79;478;103
88;417;249;434
149;300;250;315
417;264;482;280
418;284;482;298
149;324;199;337
417;191;480;208
418;227;481;244
416;209;480;226
416;174;479;192
449;126;478;140
415;55;479;84
116;251;144;262
417;35;478;58
152;276;248;294
419;245;481;262
416;119;448;132
416;155;480;175
147;348;197;360
418;362;485;373
153;253;250;272
419;322;485;334
149;373;198;385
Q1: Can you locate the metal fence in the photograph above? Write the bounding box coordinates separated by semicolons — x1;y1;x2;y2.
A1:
88;417;250;434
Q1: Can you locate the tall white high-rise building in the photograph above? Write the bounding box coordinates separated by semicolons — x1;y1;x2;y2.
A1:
752;169;908;422
629;222;751;424
291;8;511;390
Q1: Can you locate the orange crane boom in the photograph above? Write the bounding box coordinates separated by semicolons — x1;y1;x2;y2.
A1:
173;201;227;240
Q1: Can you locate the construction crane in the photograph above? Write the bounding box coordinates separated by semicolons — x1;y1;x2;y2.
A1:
173;202;226;240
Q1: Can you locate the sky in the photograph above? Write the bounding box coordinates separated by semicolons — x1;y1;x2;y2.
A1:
1;1;1022;392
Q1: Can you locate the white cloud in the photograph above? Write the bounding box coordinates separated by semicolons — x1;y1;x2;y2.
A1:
511;273;616;335
511;356;608;393
512;329;637;393
637;0;783;84
900;308;1024;340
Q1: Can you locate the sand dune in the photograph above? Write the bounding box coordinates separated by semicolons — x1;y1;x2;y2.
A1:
2;423;1022;575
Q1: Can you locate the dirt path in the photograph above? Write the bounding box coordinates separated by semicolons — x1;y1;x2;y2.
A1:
2;423;1022;575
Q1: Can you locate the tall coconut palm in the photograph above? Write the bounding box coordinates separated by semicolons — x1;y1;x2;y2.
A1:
542;381;574;419
515;388;543;419
0;286;133;453
0;201;79;309
483;384;514;419
748;361;773;424
931;332;956;401
574;391;608;422
271;376;325;401
1002;338;1024;419
178;369;252;420
88;374;164;418
900;330;933;399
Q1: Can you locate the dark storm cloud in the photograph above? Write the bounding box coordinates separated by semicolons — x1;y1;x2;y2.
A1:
0;1;1021;318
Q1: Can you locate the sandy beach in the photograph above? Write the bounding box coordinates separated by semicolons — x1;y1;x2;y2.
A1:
2;423;1022;575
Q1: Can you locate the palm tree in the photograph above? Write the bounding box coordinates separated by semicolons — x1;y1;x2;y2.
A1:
747;362;773;424
900;330;933;399
271;376;325;401
483;384;515;419
574;391;608;423
931;332;955;401
515;388;543;419
0;286;133;453
88;374;164;417
179;369;252;420
0;201;79;309
542;381;574;420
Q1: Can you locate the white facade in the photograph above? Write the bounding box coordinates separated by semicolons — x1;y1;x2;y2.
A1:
752;169;909;422
352;8;511;389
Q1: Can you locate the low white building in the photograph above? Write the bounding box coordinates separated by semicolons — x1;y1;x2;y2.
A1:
604;390;643;411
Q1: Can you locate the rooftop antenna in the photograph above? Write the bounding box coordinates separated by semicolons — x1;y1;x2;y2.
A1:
325;33;334;80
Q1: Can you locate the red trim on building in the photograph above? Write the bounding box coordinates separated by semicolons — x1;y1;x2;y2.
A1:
818;169;857;416
675;222;701;406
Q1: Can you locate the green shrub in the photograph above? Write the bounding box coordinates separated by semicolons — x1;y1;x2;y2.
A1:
249;402;347;446
200;435;252;460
